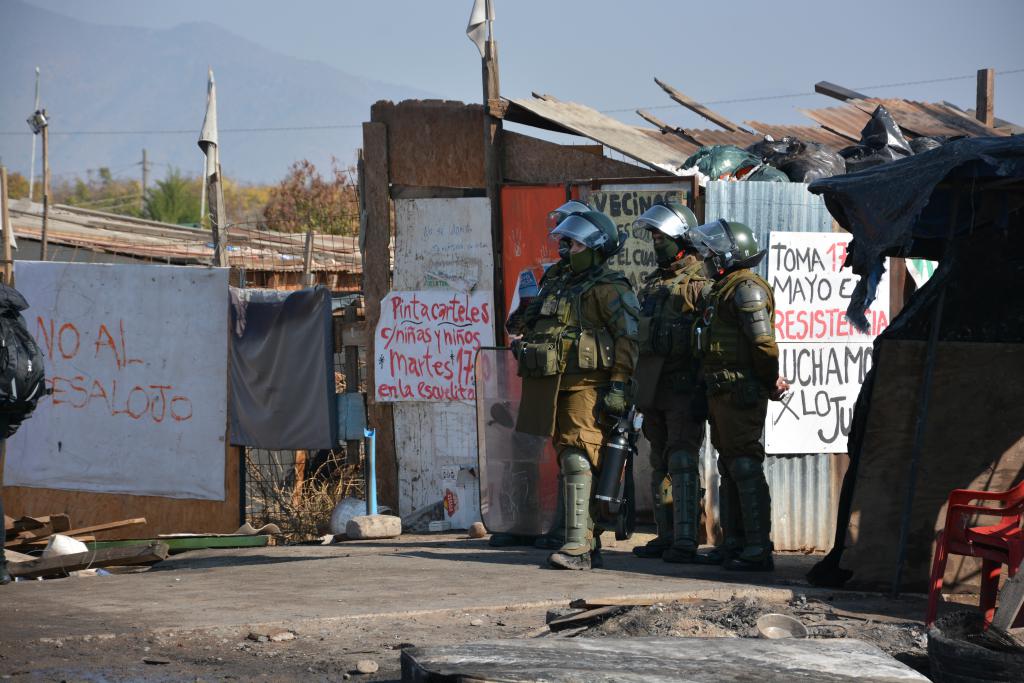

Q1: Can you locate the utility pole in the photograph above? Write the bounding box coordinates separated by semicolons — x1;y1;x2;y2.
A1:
140;148;149;212
1;166;13;285
480;0;505;342
40;114;50;261
976;68;994;128
28;67;39;203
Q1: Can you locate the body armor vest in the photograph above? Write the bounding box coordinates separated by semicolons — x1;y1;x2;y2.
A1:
694;269;775;377
515;266;629;378
638;261;705;368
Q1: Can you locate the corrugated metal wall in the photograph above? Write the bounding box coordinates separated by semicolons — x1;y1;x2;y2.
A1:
703;181;843;552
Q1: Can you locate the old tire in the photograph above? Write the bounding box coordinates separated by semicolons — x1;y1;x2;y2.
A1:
928;611;1024;683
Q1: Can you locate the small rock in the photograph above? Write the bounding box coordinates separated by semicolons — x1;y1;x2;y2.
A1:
143;657;171;665
346;515;402;540
355;659;378;674
470;618;484;627
467;522;487;538
267;629;295;643
342;674;351;680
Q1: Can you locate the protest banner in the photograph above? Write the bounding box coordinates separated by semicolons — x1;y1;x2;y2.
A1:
374;290;495;403
766;232;889;453
5;262;228;500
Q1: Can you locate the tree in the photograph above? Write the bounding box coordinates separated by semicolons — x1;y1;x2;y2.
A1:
4;172;29;200
144;168;201;225
262;158;358;234
55;167;142;217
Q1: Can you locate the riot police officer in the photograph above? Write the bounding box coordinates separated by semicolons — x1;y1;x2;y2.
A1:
630;201;710;563
689;219;789;571
500;200;590;550
513;210;639;570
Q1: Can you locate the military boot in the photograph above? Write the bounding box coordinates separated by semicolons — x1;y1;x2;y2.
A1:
724;457;774;572
692;472;744;565
0;549;10;586
548;449;593;571
663;450;702;563
534;474;567;550
591;532;604;569
633;475;673;558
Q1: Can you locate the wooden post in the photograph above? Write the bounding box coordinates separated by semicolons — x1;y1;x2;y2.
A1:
482;38;505;343
301;229;315;288
208;163;228;267
976;68;994;128
0;166;12;285
344;303;362;465
361;121;398;512
40;123;50;261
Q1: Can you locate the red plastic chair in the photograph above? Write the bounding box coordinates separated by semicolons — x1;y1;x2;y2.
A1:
926;480;1024;627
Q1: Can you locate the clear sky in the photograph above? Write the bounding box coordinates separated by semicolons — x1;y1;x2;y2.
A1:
15;0;1024;156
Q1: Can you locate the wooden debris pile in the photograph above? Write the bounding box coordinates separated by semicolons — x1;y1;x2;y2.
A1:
4;514;164;580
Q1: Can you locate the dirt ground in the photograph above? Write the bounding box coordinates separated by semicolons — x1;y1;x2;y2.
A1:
0;532;950;682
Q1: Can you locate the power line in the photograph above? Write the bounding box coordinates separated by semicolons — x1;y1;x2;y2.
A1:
0;123;363;137
599;67;1024;114
2;67;1022;136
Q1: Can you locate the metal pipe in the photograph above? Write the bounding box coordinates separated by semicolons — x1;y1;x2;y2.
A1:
364;427;377;515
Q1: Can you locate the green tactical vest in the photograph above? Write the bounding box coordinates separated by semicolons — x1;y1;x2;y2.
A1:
515;265;630;378
638;260;706;365
694;269;775;376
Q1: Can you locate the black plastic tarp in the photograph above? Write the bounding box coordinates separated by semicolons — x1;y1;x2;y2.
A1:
229;286;337;449
808;136;1024;331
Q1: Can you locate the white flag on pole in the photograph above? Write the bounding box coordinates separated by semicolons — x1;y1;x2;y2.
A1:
466;0;494;58
198;68;219;180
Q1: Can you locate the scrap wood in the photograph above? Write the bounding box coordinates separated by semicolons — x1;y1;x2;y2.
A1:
8;541;169;579
6;516;143;548
548;606;625;632
20;535;96;547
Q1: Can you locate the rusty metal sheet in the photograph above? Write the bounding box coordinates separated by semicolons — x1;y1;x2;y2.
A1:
799;104;873;141
504;95;692;174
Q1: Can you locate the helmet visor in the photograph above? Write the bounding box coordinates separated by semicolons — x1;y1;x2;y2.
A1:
545;200;590;230
550;213;608;250
687;219;734;258
633;204;688;238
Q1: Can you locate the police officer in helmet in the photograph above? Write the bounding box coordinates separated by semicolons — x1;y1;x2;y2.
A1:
630;201;710;563
689;219;789;571
513;210;639;570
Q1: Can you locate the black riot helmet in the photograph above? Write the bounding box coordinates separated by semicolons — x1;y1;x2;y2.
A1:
686;219;765;277
547;200;591;259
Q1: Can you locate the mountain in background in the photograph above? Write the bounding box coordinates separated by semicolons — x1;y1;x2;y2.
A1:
0;1;433;183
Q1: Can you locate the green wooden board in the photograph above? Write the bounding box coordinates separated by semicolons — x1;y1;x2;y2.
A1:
86;535;269;554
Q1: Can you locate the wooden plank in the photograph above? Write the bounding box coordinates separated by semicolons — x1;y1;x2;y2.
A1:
992;560;1024;631
87;535;269;554
344;305;363;466
548;606;624;632
654;77;741;132
8;541;169;579
483;38;507;344
635;109;700;146
7;517;148;547
976;68;995;128
815;81;869;103
361;121;399;511
389;185;487;200
2;446;241;540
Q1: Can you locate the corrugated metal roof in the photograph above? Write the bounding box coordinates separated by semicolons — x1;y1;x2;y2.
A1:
800;99;1008;142
9;201;361;273
503;95;692;174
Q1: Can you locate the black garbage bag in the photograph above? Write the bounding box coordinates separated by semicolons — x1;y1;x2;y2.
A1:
747;136;846;182
840;105;913;173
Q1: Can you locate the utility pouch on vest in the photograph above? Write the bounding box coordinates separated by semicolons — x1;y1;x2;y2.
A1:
665;319;692;359
516;341;560;378
578;330;599;370
597;329;615;368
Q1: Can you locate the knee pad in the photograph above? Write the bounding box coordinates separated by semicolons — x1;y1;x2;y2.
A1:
560;448;591;475
728;456;764;483
668;450;699;475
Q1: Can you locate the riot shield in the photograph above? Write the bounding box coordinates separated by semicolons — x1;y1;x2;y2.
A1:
475;347;559;536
